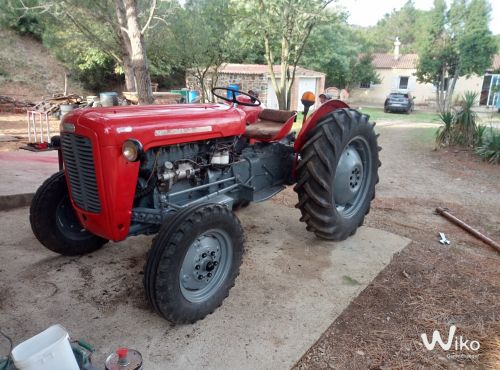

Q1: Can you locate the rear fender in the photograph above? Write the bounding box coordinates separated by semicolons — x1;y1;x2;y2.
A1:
294;99;350;152
291;100;350;180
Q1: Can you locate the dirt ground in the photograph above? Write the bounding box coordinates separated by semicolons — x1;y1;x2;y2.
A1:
0;29;86;101
0;113;60;151
286;121;500;369
0;114;499;368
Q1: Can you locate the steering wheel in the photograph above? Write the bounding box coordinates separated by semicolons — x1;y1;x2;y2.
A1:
211;87;261;107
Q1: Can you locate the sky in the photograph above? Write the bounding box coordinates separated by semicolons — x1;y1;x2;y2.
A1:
335;0;500;35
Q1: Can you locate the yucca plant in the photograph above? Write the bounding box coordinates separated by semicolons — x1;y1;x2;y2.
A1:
454;91;478;147
435;111;455;147
474;124;487;147
475;127;500;164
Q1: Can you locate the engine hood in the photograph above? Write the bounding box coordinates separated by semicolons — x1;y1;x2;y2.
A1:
61;103;247;149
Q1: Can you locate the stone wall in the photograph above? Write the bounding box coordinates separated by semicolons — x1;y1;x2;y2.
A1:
186;72;269;103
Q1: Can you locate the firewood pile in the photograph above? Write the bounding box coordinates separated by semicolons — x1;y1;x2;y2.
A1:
32;94;84;114
0;95;35;113
0;94;86;115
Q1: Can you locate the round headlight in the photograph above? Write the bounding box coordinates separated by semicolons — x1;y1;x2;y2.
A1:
122;139;143;162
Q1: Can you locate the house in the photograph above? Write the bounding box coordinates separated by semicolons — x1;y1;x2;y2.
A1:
186;63;325;111
349;39;500;108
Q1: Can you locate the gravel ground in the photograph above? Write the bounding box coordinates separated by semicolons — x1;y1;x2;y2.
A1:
288;120;500;369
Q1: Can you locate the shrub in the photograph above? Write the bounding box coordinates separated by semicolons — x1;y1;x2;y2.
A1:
436;111;455;147
454;91;478;147
435;91;479;148
475;127;500;164
474;125;487;147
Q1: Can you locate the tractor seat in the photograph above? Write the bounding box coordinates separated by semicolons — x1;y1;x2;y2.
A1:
244;109;296;141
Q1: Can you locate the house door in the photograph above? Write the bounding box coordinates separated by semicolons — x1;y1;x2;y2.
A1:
297;78;317;111
480;74;500;106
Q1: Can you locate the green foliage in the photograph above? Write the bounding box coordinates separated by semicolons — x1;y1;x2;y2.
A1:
234;0;336;109
41;19;120;91
150;0;236;99
0;64;7;77
495;34;500;52
416;0;497;112
453;91;479;146
474;124;487;147
301;20;379;89
365;0;429;53
435;91;481;147
0;0;44;38
475;127;500;164
435;111;455;146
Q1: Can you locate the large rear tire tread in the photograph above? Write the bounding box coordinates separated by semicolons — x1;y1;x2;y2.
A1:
29;171;108;256
144;203;244;324
294;108;381;241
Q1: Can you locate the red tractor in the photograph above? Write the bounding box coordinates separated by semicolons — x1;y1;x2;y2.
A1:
30;88;380;324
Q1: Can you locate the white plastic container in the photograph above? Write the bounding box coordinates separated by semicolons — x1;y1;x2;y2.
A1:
11;324;79;370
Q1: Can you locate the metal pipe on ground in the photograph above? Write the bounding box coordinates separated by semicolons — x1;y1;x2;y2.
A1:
435;207;500;254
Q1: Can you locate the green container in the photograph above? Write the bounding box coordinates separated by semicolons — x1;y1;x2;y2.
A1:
170;90;188;103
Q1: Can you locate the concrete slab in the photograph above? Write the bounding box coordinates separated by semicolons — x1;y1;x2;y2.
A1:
0;203;411;370
0;150;59;196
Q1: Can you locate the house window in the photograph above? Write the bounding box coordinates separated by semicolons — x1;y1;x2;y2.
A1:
359;81;371;89
399;76;409;90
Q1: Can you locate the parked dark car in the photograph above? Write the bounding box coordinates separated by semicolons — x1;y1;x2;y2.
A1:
384;92;414;114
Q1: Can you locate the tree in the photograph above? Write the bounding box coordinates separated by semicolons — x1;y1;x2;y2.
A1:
4;0;159;104
155;0;234;102
115;0;155;103
237;0;335;110
365;0;428;53
416;0;497;113
301;21;380;90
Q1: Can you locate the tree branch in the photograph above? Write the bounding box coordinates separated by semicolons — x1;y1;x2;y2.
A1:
141;0;157;35
64;10;122;63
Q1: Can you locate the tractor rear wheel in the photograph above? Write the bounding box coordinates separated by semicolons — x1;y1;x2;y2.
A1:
144;203;244;324
294;108;380;241
30;171;108;255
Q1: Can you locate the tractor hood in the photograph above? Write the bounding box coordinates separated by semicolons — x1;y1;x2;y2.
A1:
61;103;247;149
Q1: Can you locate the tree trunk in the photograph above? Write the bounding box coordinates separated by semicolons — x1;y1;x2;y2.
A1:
115;0;136;92
445;71;459;112
277;30;291;110
435;88;441;113
121;0;154;104
123;54;136;92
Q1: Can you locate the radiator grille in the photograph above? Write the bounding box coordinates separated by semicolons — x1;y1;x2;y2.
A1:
61;133;101;213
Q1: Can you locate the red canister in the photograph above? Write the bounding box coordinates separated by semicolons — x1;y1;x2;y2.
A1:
105;348;143;370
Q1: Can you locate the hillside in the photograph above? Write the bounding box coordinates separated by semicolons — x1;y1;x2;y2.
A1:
0;28;87;102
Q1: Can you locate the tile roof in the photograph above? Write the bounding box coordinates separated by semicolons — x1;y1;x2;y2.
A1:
372;53;500;71
217;63;325;77
371;53;419;69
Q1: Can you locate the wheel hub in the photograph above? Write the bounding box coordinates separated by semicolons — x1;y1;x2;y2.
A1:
334;145;364;206
179;230;232;303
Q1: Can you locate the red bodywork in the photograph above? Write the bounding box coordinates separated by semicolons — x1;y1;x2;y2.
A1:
294;99;349;151
61;100;349;242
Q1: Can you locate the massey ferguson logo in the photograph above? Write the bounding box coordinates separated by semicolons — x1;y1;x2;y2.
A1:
421;325;480;352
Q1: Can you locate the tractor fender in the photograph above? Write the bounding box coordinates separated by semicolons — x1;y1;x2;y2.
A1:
294;99;350;152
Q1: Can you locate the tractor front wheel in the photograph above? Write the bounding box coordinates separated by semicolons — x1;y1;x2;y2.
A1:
294;108;381;241
144;203;244;324
29;172;108;255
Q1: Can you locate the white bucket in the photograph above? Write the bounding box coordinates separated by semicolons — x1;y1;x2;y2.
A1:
11;324;79;370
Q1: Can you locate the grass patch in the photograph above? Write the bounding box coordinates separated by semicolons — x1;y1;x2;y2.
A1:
290;107;441;135
356;107;440;123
